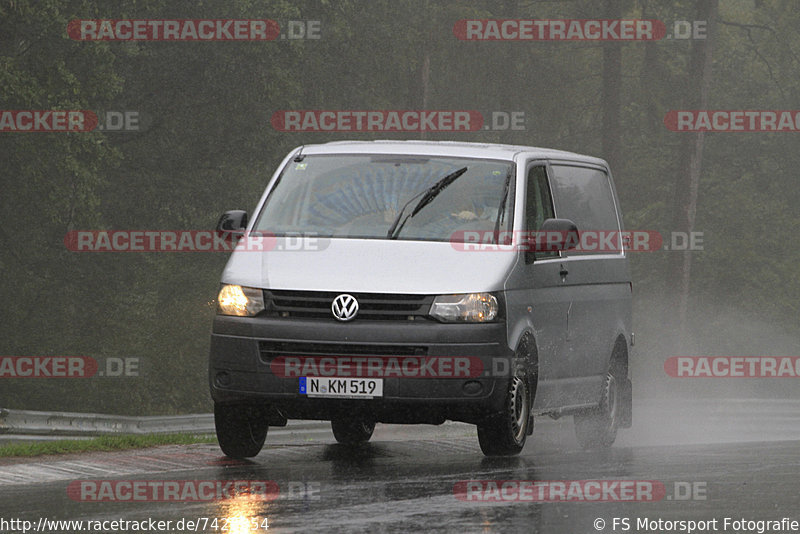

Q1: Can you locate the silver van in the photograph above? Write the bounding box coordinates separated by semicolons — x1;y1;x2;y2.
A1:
209;140;632;457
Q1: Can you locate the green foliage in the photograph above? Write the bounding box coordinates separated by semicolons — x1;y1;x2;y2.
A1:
0;433;215;457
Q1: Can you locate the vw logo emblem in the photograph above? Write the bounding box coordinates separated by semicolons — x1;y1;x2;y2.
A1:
331;294;359;321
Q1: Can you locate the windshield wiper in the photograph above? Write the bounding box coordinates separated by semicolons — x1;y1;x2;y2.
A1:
493;169;513;243
386;166;468;239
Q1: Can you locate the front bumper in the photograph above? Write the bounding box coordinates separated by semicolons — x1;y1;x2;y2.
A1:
208;315;514;425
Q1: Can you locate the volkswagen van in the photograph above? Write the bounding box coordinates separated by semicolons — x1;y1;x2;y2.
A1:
209;140;633;457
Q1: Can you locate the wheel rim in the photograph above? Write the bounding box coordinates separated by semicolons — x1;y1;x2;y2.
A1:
508;375;529;443
246;420;262;444
358;421;375;435
605;372;618;424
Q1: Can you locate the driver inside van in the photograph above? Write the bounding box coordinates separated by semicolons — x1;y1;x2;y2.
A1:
452;202;498;221
448;182;500;223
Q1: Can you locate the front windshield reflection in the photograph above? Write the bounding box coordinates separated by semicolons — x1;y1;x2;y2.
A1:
253;155;514;242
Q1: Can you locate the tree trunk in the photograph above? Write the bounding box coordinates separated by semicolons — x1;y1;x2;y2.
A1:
601;0;624;175
668;0;718;345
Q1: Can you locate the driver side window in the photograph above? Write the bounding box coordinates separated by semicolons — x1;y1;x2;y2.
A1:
526;165;557;261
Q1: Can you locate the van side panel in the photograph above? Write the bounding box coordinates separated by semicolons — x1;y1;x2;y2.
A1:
537;162;632;410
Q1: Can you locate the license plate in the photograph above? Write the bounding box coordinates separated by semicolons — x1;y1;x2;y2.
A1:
299;377;383;399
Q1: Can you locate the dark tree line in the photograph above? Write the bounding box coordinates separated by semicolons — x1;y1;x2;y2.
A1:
1;0;798;413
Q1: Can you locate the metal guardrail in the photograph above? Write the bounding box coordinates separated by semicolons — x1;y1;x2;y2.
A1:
1;399;796;438
0;408;215;436
0;408;330;438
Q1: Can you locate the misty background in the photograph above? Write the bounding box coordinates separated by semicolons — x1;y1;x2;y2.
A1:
1;0;798;415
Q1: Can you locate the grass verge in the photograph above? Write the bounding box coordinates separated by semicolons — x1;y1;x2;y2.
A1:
0;433;216;457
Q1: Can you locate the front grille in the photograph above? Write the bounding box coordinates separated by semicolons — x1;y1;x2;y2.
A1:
259;340;428;362
263;289;433;321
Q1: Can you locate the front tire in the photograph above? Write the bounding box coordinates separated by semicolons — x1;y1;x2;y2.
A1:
331;418;375;444
477;374;531;456
214;403;268;458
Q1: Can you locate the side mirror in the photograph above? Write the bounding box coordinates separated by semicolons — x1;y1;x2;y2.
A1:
216;210;248;235
538;218;579;252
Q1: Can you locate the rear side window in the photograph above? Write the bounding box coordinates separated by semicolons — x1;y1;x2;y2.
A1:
549;165;620;255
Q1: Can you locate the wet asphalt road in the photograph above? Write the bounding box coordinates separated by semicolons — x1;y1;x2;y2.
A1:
1;399;800;533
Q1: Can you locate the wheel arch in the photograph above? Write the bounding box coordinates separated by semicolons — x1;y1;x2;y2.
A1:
513;328;539;404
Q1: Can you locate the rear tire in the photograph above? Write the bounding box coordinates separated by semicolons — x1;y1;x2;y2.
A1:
214;403;268;458
574;366;621;450
331;418;375;444
477;374;531;456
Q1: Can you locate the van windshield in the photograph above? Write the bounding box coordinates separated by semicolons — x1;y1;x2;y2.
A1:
253;155;515;242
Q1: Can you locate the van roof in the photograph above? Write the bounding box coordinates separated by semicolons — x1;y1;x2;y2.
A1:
300;140;607;166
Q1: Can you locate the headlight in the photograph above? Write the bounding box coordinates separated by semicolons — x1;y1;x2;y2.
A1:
217;284;265;316
429;293;499;322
